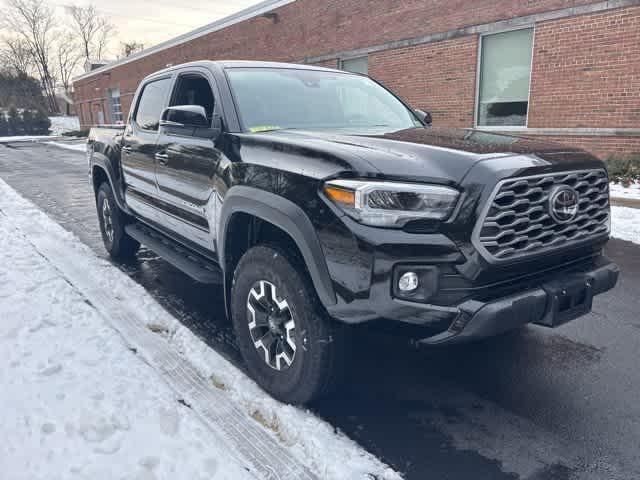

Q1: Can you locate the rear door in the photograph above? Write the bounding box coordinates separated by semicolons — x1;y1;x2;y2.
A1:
121;76;172;206
154;69;223;250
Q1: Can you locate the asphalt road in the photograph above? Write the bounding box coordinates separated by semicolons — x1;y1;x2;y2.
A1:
1;142;639;480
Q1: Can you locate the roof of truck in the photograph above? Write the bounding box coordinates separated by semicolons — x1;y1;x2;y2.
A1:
148;60;346;77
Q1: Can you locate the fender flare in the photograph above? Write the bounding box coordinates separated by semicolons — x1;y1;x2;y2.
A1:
218;186;337;308
90;154;132;215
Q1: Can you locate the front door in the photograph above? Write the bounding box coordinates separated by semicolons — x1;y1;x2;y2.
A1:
154;72;222;250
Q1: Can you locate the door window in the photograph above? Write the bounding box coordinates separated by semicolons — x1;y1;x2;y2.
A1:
170;75;215;124
134;78;171;131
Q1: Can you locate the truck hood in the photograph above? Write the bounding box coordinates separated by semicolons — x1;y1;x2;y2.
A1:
247;127;603;183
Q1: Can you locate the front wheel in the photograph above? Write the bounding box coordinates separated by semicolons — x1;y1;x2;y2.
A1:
96;182;140;261
231;245;346;404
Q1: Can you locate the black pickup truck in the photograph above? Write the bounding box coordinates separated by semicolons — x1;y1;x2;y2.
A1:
88;60;618;404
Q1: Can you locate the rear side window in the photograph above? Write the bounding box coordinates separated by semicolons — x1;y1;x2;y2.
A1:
135;78;171;130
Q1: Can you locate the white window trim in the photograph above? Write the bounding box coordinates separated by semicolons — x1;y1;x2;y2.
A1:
474;24;536;130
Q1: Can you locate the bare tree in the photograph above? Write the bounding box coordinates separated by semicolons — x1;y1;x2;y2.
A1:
66;4;115;60
119;41;144;59
54;33;82;95
2;0;59;113
0;37;34;77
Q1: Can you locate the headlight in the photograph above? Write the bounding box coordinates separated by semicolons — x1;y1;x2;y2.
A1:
323;179;459;227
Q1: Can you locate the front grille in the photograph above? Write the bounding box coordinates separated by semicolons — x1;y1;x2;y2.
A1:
474;169;610;262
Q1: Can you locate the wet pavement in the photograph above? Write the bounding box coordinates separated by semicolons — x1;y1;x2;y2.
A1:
1;142;639;480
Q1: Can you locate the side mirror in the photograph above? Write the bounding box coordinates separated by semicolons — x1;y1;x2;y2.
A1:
160;105;221;140
160;105;209;128
414;109;432;126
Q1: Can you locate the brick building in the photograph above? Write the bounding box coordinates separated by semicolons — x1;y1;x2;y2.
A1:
72;0;640;159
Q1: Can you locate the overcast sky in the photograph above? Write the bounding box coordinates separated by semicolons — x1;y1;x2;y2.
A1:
2;0;263;58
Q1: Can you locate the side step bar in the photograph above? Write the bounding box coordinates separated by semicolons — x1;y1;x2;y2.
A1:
125;223;222;284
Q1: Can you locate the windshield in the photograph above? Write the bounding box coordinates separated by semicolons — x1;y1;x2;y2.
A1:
226;67;422;134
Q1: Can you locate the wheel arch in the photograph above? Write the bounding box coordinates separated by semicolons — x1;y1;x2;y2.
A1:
219;186;337;318
90;156;131;215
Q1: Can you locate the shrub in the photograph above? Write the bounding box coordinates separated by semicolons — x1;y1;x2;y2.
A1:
0;112;8;136
605;155;640;185
7;106;22;135
32;110;51;135
21;109;34;135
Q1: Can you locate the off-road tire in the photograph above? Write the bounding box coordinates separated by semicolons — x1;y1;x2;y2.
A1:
231;245;346;404
96;182;140;260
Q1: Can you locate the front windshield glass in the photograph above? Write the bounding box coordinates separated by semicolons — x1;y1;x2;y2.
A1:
226;67;422;133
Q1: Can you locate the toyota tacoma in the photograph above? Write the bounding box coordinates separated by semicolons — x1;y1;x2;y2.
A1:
88;61;619;404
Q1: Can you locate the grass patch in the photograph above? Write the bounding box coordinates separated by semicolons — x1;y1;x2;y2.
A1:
251;409;287;443
146;323;170;335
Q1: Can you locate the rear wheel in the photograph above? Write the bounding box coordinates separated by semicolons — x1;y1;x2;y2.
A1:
96;182;140;260
231;245;346;404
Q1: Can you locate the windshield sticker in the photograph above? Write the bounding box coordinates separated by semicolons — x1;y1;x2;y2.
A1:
249;125;281;133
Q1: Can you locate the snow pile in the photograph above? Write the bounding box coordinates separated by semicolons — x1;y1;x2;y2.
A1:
46;141;87;152
49;116;80;135
0;208;254;479
0;178;401;480
610;182;640;201
611;206;640;245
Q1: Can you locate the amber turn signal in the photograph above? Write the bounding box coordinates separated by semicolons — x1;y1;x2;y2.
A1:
324;185;355;205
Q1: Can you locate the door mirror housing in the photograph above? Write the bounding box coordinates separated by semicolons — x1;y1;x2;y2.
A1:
414;109;432;126
160;105;221;140
161;105;209;128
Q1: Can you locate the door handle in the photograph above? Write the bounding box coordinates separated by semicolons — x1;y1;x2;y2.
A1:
155;152;169;165
122;145;132;154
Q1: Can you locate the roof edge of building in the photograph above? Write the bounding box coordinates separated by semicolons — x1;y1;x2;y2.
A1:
72;0;296;83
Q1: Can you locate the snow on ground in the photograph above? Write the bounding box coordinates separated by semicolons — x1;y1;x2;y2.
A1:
610;182;640;201
0;178;400;480
0;207;255;479
49;116;80;136
46;141;87;152
611;206;640;245
0;135;53;143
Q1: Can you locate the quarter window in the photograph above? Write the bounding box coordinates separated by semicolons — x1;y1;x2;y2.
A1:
477;28;534;127
134;78;171;131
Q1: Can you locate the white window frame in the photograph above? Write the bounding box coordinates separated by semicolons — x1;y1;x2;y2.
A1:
108;88;123;124
474;25;536;131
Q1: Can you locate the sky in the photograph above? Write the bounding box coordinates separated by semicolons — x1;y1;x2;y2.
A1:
2;0;263;58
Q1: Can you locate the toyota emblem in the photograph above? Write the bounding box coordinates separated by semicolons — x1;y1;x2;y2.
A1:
549;186;579;223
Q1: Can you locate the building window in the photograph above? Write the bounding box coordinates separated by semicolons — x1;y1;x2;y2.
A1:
108;88;123;124
477;28;534;127
341;56;368;75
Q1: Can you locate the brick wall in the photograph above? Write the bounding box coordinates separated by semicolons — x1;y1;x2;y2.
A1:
75;0;602;116
529;5;640;129
73;0;640;157
369;36;478;128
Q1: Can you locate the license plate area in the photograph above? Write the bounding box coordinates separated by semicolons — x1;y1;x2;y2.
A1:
537;276;594;327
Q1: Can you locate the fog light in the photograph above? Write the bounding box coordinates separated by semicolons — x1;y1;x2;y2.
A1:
398;272;419;292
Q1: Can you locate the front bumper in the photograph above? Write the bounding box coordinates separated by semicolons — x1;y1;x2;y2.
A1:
416;258;619;346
